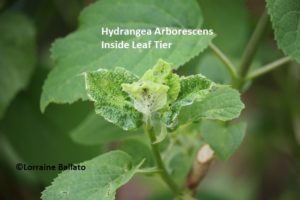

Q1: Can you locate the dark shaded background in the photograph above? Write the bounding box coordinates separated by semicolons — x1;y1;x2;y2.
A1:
0;0;299;199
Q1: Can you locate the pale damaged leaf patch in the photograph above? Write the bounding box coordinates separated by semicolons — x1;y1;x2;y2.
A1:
85;68;142;130
164;74;214;128
177;86;245;125
85;60;244;131
122;60;180;117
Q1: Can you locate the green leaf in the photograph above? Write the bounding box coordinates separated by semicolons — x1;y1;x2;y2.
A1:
119;139;154;167
178;86;244;124
41;0;214;111
161;127;203;186
201;121;247;160
85;68;142;130
0;12;36;119
266;0;300;63
169;148;193;186
71;112;141;146
42;150;143;200
164;74;213;127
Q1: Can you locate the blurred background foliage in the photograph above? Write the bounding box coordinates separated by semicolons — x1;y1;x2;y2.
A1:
0;0;299;199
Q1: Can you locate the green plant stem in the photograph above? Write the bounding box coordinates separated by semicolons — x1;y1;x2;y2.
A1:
239;11;269;77
234;10;269;90
246;57;292;80
144;122;181;195
136;167;161;175
209;43;238;80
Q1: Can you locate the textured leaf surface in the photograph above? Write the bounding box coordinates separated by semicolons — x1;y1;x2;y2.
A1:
178;86;244;124
122;60;180;116
0;12;36;119
201;121;247;160
71;113;141;145
122;80;169;116
42;151;142;200
85;68;142;130
267;0;300;62
165;74;213;127
41;0;214;111
141;60;180;104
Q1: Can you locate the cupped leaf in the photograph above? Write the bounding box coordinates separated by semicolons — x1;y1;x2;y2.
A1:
164;74;213;127
122;81;169;116
85;68;142;130
141;59;180;104
178;86;244;124
70;112;141;146
40;0;214;111
122;60;180;116
153;123;168;144
0;12;36;119
267;0;300;63
42;151;143;200
201;121;247;160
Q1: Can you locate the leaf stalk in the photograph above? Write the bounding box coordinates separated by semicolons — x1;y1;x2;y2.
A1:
234;10;269;90
136;167;161;175
209;43;239;80
239;10;269;77
246;57;292;80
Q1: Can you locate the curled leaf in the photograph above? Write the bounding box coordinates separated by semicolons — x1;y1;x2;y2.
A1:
153;123;168;144
164;74;213;128
122;60;180;117
178;86;245;124
141;59;180;104
85;68;142;130
122;81;169;116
